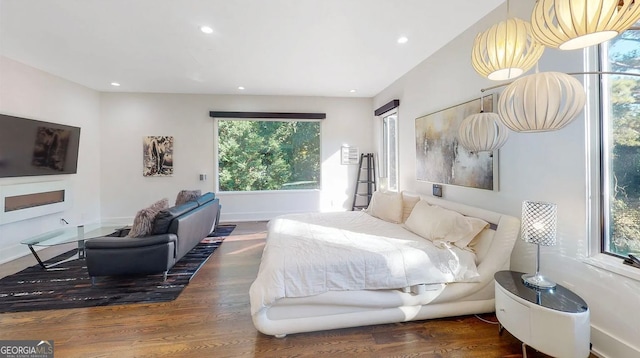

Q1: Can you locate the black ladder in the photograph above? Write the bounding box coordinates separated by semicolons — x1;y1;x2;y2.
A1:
352;153;377;211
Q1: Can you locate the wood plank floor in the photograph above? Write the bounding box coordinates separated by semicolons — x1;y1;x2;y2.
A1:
0;222;591;357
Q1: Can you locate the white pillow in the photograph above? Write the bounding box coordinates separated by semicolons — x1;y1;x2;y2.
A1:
366;191;403;224
404;200;489;248
401;191;421;223
468;227;495;264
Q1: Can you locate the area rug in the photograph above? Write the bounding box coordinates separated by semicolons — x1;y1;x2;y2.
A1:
0;224;235;313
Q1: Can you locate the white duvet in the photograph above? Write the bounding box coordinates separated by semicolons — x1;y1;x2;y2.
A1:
249;211;479;315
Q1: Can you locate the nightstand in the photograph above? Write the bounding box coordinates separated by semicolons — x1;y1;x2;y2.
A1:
494;270;590;358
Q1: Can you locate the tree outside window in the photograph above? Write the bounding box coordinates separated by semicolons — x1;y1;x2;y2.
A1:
218;120;320;191
601;21;640;257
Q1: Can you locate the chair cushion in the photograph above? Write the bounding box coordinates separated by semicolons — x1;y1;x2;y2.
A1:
197;192;215;206
152;201;198;235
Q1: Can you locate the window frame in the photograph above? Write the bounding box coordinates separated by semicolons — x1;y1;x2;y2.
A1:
583;37;640;282
214;117;322;193
380;110;399;192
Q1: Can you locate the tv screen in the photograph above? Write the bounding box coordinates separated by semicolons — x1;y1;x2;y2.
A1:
0;114;81;178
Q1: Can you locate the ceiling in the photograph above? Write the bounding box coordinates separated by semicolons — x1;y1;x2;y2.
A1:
0;0;504;97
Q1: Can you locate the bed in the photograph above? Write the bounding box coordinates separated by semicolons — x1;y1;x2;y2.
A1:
249;192;520;337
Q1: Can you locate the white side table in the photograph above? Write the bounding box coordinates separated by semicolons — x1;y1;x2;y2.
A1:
494;270;590;358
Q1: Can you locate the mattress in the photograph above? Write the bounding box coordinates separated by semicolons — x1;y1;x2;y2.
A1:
249;211;480;315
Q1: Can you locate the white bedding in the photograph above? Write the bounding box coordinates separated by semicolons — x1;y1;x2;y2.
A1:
249;211;480;315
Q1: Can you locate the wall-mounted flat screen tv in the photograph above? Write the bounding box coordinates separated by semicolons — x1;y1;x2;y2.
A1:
0;114;81;178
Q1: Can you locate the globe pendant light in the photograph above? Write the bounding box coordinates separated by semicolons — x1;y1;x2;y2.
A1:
471;0;545;82
497;71;586;132
531;0;640;50
458;110;509;152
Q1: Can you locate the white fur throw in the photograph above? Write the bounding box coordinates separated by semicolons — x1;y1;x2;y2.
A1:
175;189;201;206
127;198;169;238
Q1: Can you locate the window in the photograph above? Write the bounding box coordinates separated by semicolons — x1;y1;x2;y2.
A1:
599;22;640;258
381;111;399;191
217;119;320;191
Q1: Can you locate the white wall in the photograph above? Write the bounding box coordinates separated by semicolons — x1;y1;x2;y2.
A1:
99;93;373;224
0;56;102;263
373;2;640;357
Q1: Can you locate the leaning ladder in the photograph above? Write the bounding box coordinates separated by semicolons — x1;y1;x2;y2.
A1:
351;153;377;211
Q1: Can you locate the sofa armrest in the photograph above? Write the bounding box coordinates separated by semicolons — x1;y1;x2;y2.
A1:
85;233;177;249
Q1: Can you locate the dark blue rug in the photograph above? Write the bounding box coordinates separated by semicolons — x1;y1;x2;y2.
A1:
0;224;235;313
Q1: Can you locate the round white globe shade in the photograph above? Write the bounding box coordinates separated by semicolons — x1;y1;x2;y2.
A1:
497;72;586;132
471;17;544;81
531;0;640;50
457;112;509;152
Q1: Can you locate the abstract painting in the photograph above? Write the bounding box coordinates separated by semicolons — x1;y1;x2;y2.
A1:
143;136;173;177
415;96;497;190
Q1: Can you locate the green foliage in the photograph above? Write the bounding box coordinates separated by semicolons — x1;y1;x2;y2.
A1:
218;120;320;191
610;198;640;255
606;23;640;256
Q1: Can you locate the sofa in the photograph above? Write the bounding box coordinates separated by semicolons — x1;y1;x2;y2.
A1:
85;192;220;282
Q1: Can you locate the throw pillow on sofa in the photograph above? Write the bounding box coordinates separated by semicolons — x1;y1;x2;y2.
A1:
127;198;169;238
175;189;201;206
365;191;403;224
404;200;488;248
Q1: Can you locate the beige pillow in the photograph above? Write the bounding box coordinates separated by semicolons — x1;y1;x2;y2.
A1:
365;191;403;224
401;192;421;223
404;201;488;248
468;228;495;264
127;198;169;238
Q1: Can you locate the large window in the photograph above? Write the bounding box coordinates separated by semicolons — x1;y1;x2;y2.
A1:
217;120;320;191
381;111;399;192
599;22;640;258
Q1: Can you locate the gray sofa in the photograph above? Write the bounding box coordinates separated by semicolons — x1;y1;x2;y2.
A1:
85;192;220;282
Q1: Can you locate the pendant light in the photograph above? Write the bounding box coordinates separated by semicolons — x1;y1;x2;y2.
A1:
471;1;544;81
531;0;640;50
458;97;509;152
497;71;586;132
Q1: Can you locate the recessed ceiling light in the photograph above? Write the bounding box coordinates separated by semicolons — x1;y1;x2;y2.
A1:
397;36;409;44
238;86;245;90
349;89;357;93
110;82;120;87
200;26;214;34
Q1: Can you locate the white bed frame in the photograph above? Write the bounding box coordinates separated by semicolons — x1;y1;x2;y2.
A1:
252;195;520;337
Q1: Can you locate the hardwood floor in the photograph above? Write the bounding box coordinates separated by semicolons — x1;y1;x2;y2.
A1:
0;222;589;357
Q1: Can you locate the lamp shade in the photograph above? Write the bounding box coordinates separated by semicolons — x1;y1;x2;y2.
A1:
471;17;545;81
497;71;586;132
521;200;557;246
531;0;640;50
457;112;509;152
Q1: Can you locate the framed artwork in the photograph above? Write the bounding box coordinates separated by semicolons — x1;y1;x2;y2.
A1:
143;136;173;177
341;145;359;165
415;95;498;190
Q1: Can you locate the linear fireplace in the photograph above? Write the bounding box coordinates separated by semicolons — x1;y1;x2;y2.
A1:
0;181;70;225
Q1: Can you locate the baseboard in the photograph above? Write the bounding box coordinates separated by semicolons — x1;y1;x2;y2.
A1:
590;324;640;358
220;210;305;223
0;242;30;265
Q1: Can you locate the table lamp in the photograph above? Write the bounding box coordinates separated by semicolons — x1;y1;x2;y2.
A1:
521;200;557;289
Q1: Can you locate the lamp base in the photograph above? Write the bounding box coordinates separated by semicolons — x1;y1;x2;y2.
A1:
521;272;556;290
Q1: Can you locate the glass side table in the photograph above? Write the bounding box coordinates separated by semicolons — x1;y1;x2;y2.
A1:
21;224;124;270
